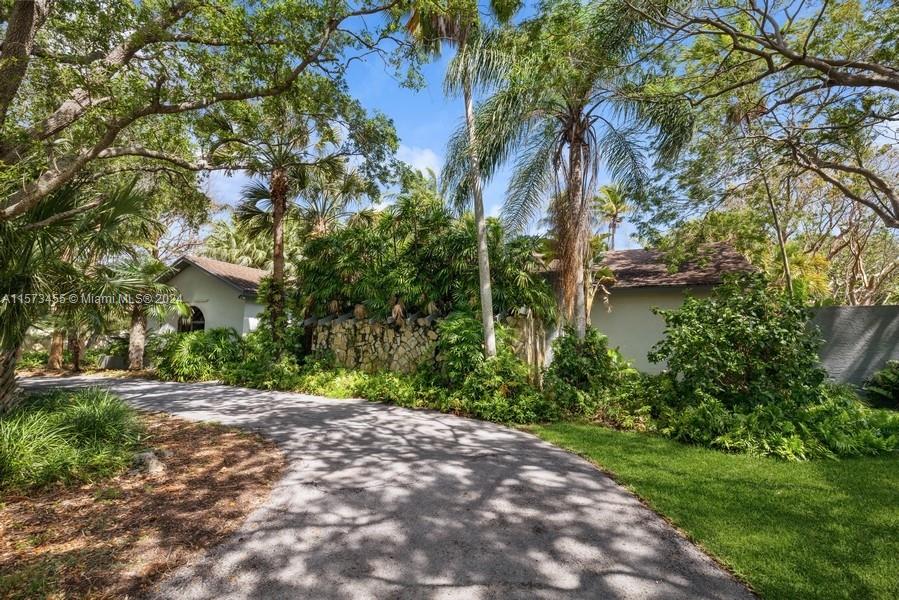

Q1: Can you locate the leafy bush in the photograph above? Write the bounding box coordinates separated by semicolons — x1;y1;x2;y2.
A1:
0;388;143;490
154;328;242;382
17;350;48;369
650;274;826;411
643;275;897;459
544;327;634;418
864;360;899;410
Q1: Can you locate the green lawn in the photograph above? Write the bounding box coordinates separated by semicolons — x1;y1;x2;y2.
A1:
529;423;899;600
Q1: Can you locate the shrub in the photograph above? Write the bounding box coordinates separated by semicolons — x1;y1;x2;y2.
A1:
644;275;896;459
0;388;143;490
544;327;634;418
154;328;242;382
650;274;826;411
17;350;48;369
864;360;899;410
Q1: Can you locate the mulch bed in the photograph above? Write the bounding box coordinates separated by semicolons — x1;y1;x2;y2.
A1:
0;413;286;599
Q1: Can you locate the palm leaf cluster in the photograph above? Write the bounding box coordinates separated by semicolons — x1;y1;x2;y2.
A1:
293;171;556;322
442;0;692;330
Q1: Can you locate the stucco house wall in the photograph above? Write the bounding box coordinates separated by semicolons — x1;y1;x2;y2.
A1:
160;267;262;335
590;286;712;373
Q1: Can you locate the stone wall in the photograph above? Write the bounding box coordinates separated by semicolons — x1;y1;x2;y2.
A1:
311;314;439;373
309;311;547;377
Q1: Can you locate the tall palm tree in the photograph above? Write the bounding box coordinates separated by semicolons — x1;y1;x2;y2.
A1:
596;184;630;250
408;0;522;358
444;1;692;337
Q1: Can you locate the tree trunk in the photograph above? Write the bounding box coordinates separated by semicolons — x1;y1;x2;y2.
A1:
0;0;52;128
565;136;589;338
761;170;794;296
463;62;497;357
269;166;288;353
0;346;21;414
47;329;64;369
128;304;147;370
68;331;81;372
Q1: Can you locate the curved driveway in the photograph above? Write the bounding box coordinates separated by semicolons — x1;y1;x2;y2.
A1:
23;376;753;599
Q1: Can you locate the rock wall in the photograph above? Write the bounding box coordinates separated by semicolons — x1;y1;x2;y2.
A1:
311;315;439;374
310;311;547;378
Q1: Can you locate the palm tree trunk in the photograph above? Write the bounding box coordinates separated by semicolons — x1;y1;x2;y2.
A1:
566;137;589;338
0;346;20;414
47;329;64;369
68;331;81;372
128;304;147;370
269;167;288;352
463;62;497;357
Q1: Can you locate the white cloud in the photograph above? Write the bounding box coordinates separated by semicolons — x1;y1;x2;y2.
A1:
396;145;442;176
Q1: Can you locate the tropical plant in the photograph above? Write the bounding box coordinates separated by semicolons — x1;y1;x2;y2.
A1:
0;180;165;409
544;326;633;418
0;388;143;491
407;0;525;358
650;274;826;411
864;360;899;410
153;328;242;382
199;91;395;351
293;170;556;323
595;184;630;250
444;0;692;337
202;219;290;271
111;258;186;371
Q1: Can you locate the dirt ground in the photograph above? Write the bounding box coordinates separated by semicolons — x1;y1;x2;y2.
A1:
0;413;286;599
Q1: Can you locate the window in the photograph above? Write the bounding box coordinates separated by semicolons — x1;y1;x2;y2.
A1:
178;306;205;332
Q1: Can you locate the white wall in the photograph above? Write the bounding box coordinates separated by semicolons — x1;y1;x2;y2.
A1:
590;286;711;373
160;267;257;335
242;301;264;334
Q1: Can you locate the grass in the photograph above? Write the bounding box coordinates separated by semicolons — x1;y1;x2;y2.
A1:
529;422;899;600
0;388;144;491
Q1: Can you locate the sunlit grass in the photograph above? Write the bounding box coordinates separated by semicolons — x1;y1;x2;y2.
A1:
529;423;899;600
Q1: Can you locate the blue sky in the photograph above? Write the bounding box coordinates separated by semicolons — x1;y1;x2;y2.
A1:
207;45;640;249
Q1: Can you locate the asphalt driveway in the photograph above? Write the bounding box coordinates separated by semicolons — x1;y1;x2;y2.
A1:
22;376;753;599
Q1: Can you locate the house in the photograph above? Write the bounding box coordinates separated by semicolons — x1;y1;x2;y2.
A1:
160;245;753;373
158;255;267;335
591;244;753;372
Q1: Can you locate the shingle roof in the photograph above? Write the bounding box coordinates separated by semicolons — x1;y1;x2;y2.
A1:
600;243;754;288
167;255;267;296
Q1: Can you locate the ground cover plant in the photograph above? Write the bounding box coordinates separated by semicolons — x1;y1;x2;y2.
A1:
529;422;899;600
0;388;143;490
865;360;899;410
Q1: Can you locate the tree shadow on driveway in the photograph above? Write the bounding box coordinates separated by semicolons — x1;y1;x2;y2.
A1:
22;376;754;600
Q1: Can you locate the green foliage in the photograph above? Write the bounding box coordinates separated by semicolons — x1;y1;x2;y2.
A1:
17;351;49;370
544;326;634;418
864;360;899;410
293;170;556;323
639;274;896;459
153;328;242;382
650;274;826;411
0;389;143;491
531;422;899;600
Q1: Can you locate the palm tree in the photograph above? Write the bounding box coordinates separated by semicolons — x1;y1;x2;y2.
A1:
408;1;522;358
444;1;692;337
236;162;371;244
111;257;185;370
596;184;630;250
203;220;276;270
43;180;161;370
0;181;158;410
